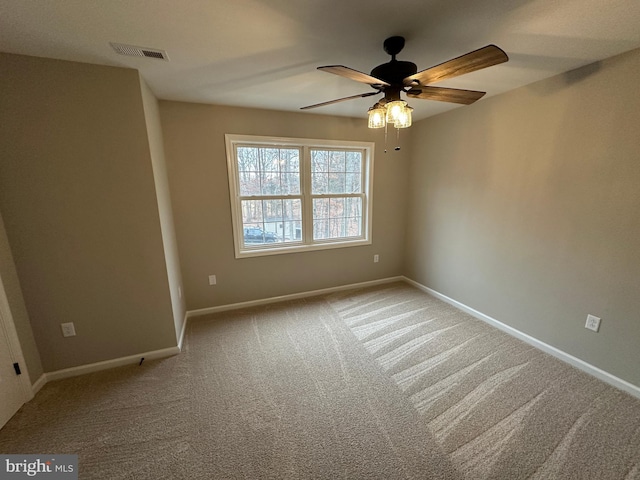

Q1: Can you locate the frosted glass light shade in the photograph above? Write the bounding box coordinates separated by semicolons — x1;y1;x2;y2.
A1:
385;100;407;124
368;106;386;128
394;105;413;128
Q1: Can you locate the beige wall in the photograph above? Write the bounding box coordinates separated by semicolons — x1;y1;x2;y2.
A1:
0;211;43;383
405;48;640;386
139;78;186;340
0;54;177;371
159;102;409;309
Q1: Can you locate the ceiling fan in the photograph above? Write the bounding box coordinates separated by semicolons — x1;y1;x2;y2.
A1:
301;36;509;127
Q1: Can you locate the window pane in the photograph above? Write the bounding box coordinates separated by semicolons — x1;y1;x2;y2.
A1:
328;151;346;172
329;218;344;238
260;169;280;195
312;150;329;173
312;149;361;195
346;216;362;236
238;170;259;196
280;149;300;194
260;148;280;174
282;171;300;195
241;199;263;225
237;147;261;196
313;219;329;240
328;172;346;194
261;149;281;196
281;221;302;241
238;146;300;196
330;197;345;216
312;171;327;194
262;222;280;239
241;198;302;245
283;199;302;221
346;151;362;172
311;150;328;194
345;172;361;193
262;199;282;219
312;197;362;240
344;197;362;218
284;150;300;172
313;198;330;220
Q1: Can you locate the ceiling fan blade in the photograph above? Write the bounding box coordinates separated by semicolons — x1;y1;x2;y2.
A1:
406;86;486;105
300;91;379;110
318;65;390;86
404;45;508;86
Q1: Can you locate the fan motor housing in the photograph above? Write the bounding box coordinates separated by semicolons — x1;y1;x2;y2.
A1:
371;60;417;86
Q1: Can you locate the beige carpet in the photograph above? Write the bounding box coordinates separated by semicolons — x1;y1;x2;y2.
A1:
1;282;639;479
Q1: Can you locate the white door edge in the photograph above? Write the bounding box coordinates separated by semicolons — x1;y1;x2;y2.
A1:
0;272;34;406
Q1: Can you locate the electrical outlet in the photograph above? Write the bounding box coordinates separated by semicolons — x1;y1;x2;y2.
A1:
208;275;217;286
374;254;379;263
178;286;182;299
585;314;601;332
61;322;76;337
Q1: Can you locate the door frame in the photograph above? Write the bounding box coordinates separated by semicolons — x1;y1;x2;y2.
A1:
0;271;34;411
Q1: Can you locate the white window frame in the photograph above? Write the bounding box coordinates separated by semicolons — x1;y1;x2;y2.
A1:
225;134;374;258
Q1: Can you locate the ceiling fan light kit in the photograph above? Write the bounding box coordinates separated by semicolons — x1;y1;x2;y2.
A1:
367;104;387;128
303;36;508;141
368;99;414;129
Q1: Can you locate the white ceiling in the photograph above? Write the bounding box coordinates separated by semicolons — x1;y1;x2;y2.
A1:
2;0;640;121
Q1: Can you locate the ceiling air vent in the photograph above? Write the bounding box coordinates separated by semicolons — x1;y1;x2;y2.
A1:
110;42;169;61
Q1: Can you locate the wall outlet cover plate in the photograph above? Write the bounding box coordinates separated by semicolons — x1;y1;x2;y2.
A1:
585;314;601;332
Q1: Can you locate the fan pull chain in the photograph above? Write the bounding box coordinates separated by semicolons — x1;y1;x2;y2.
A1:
382;124;403;153
384;122;388;154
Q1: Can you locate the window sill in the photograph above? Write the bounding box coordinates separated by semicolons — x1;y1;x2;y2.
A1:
235;238;372;259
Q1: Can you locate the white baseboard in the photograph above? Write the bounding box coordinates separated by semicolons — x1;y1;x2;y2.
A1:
30;347;180;396
31;373;47;396
187;276;405;319
402;276;640;400
43;346;180;383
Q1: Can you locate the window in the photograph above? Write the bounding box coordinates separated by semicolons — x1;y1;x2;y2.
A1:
225;134;374;258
